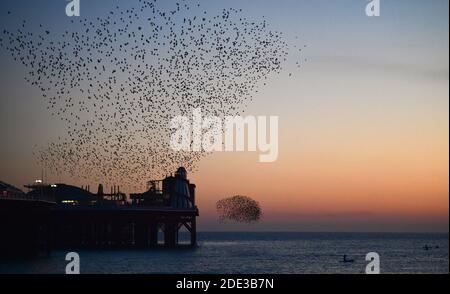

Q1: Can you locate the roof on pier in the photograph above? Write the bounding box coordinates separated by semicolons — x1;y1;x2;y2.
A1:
0;181;25;194
26;184;96;202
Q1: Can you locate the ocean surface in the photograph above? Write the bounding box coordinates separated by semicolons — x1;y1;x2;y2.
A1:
0;232;448;274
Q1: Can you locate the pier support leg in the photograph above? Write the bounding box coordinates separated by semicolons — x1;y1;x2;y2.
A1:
135;223;149;248
149;222;158;247
112;222;121;248
164;222;177;248
191;219;197;247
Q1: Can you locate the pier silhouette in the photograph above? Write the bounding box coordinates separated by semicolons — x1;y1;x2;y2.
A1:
0;167;198;257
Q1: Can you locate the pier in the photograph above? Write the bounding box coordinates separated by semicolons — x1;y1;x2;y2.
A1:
0;167;199;257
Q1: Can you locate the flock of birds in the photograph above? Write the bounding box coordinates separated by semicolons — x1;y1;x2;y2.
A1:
0;0;305;192
216;195;262;223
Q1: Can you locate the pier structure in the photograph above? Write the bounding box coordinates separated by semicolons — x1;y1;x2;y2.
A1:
51;206;197;249
0;167;199;257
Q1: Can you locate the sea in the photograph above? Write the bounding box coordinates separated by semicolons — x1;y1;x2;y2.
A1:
0;232;448;274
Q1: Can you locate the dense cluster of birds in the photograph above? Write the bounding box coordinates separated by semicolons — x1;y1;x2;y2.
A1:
216;195;262;223
0;0;304;192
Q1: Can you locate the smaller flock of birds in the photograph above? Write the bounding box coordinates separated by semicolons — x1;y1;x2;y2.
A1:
216;195;262;223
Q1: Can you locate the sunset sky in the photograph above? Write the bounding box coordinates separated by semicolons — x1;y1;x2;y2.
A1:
0;0;448;232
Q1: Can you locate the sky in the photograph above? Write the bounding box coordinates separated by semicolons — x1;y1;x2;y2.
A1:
0;0;448;232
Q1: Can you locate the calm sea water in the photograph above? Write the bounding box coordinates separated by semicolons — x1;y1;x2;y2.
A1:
0;232;448;274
